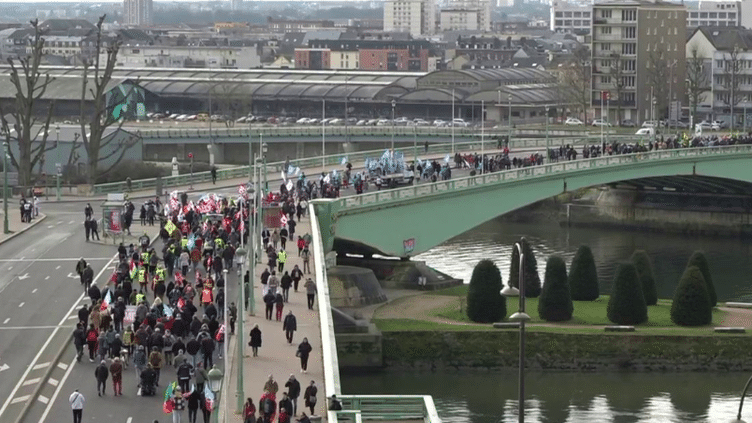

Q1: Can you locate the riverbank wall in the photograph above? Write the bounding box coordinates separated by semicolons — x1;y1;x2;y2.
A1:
378;331;752;372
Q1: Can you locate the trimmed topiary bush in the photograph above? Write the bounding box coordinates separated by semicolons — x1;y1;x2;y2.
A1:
670;265;712;326
631;250;658;306
509;238;542;298
568;245;600;301
466;259;507;323
538;255;574;322
607;263;648;325
686;251;717;307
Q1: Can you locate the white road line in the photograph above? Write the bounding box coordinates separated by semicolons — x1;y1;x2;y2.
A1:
127;417;133;423
0;325;73;330
48;377;59;386
45;276;49;280
31;362;50;371
19;257;24;261
46;225;54;229
17;302;23;308
17;253;119;423
2;318;8;324
67;315;77;320
55;265;60;270
6;267;10;271
56;362;67;370
0;258;113;262
68;220;74;224
31;248;35;252
31;288;37;294
37;395;48;404
22;378;40;386
9;395;28;404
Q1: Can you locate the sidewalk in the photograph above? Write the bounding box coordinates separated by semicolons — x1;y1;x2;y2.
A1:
0;207;47;245
220;213;327;422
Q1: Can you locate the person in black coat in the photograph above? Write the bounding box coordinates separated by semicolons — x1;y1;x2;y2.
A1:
95;360;109;396
248;324;261;357
284;375;301;416
88;284;101;304
186;337;201;367
78;305;90;327
282;311;296;344
263;292;275;320
296;338;313;373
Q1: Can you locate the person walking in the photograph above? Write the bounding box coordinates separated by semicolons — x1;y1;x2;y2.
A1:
248;324;261;357
303;381;317;416
304;278;317;310
297;338;313;373
280;226;288;250
177;361;193;393
110;357;123;396
85;324;98;362
283;311;296;344
172;387;186;423
133;345;147;384
228;302;237;335
291;265;303;292
187;388;201;423
285;375;301;416
267;272;279;296
94;359;109;396
277;249;287;273
69;389;85;423
263;291;275;320
149;346;165;386
73;323;86;362
91;218;100;241
280;271;292;302
275;292;284;321
301;248;311;274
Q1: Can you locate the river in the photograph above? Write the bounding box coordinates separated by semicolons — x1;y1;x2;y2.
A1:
340;217;752;422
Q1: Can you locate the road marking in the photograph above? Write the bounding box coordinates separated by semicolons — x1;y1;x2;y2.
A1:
32;362;50;371
17;274;29;281
0;325;73;330
22;378;40;386
68;220;74;224
56;362;67;370
30;248;35;252
37;395;48;404
10;395;28;405
44;276;49;280
19;257;24;260
67;315;77;320
31;288;37;293
0;258;112;262
14;252;120;423
18;302;24;308
2;318;8;324
55;265;60;269
48;377;59;386
127;418;132;423
6;267;10;271
47;225;54;229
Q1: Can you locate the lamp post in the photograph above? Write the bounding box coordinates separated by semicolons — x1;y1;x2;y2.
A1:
391;99;396;151
322;99;326;169
481;100;485;175
731;374;752;422
207;365;224;423
508;94;513;147
651;96;657;144
3;141;8;234
500;238;532;423
545;105;550;163
451;88;456;153
262;142;268;193
233;243;247;413
413;126;418;185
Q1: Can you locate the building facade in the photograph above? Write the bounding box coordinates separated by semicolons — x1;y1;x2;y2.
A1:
687;1;741;28
295;39;434;71
591;0;687;124
440;9;480;31
108;45;262;69
443;0;491;32
383;0;435;37
551;0;592;33
124;0;153;26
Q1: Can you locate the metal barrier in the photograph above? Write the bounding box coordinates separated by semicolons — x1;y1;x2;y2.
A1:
337;144;752;211
92;136;626;195
333;395;441;423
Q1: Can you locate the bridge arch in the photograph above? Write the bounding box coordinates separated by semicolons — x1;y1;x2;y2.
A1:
313;146;752;258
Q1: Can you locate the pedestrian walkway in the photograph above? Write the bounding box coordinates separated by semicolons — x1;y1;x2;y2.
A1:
0;207;46;245
220;212;327;422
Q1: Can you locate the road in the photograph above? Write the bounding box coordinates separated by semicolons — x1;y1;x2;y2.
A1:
2;149;538;423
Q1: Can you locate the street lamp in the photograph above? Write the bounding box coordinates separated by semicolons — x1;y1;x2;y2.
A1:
508;94;513;147
481;100;485;175
501;238;531;423
730;374;752;422
3;141;8;234
545;106;550;163
391;99;396;151
207;365;224;423
262;142;268;193
413;126;418;185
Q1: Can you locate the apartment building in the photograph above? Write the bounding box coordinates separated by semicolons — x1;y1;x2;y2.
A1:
295;39;434;71
383;0;435;37
591;0;687;124
550;0;592;33
124;0;153;26
440;0;492;32
108;45;262;69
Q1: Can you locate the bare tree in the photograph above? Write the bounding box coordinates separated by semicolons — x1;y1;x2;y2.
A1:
609;52;626;125
686;47;710;126
647;49;670;121
720;45;743;131
0;19;56;187
79;15;139;184
559;47;590;122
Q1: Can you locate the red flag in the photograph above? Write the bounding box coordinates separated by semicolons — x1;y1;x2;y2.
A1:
177;297;185;311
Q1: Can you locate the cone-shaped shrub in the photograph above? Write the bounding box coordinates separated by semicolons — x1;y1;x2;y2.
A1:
466;259;507;323
509;239;542;298
538;256;574;322
670;265;712;326
607;263;648;325
686;251;717;307
631;250;658;306
568;245;600;301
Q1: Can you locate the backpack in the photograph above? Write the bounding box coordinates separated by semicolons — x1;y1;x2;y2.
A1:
263;398;274;414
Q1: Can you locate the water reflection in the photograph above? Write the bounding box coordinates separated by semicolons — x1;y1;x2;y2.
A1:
341;372;751;422
415;217;752;302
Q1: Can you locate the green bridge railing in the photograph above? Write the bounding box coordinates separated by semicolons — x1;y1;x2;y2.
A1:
93;136;634;195
337;145;752;211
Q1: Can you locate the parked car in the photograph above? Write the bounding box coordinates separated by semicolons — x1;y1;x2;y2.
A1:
185;115;197;121
592;119;611;127
433;119;448;127
641;121;659;128
346;117;358;125
712;120;727;129
411;118;430;126
296;117;310;124
328;118;344;125
394;117;410;126
666;120;688;129
366;118;379;126
355;119;367;126
376;119;391;126
635;127;655;136
564;117;584;126
620;119;636;127
307;118;319;125
451;118;470;127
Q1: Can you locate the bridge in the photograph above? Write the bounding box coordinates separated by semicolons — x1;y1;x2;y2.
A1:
311;145;752;258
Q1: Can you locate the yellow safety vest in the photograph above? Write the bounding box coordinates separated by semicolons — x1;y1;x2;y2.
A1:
136;293;145;304
215;238;224;249
138;268;146;282
141;252;149;264
278;251;287;263
181;238;188;248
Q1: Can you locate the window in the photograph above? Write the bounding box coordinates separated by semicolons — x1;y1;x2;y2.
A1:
622;43;635;54
709;12;717;18
564;11;572;17
601;76;611;84
574;11;581;17
601;27;611;34
625;26;636;38
583;12;591;17
600;43;611;51
716;59;724;68
555;11;563;17
601;59;611;67
601;9;612;18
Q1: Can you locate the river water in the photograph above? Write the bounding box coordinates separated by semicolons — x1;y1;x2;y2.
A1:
340;218;752;422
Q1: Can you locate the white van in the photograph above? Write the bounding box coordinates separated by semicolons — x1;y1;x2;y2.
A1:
635;127;654;136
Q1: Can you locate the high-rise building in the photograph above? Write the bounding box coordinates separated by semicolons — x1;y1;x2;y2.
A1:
550;0;592;33
442;0;491;32
124;0;153;26
231;0;243;11
591;0;686;124
383;0;435;37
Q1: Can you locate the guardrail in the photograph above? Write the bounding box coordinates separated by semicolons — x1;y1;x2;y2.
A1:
333;395;441;423
136;124;589;139
337;144;752;211
93;136;629;195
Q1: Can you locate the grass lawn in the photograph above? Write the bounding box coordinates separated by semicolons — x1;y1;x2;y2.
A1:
392;285;730;335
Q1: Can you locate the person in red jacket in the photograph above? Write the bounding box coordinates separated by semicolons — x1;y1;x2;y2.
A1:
85;324;98;362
